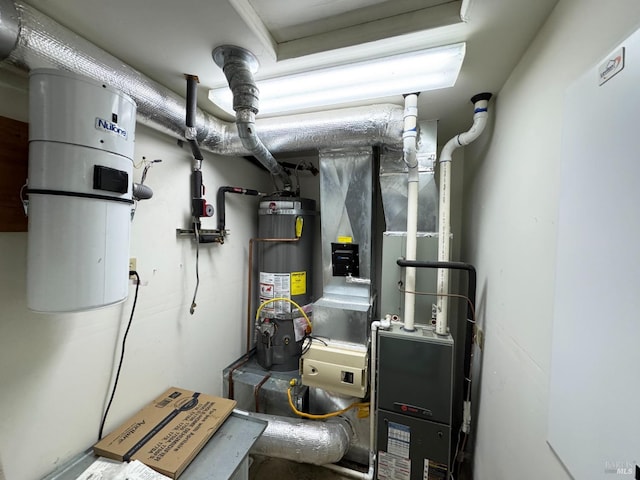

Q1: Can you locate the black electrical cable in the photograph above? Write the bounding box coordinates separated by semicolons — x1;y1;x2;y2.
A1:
98;270;141;440
190;223;200;315
141;159;162;184
300;335;328;356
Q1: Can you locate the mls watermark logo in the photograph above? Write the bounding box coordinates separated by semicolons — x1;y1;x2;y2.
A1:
603;461;638;477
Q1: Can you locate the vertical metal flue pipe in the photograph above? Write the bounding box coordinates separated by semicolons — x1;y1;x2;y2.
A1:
213;45;292;191
435;92;492;335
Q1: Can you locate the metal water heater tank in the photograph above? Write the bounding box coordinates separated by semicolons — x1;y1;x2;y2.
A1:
256;196;315;371
27;69;137;312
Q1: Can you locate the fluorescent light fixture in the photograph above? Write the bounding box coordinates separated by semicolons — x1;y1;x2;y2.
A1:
208;42;465;116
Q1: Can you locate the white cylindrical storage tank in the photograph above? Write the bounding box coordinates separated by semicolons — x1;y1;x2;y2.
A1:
27;69;137;312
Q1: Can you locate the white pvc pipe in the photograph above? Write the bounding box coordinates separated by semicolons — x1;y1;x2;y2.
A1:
436;159;453;336
402;94;419;331
436;94;491;335
353;315;390;480
321;462;374;480
370;321;381;461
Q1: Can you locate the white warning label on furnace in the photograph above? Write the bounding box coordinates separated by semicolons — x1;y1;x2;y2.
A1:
387;422;411;458
378;451;410;480
259;272;291;314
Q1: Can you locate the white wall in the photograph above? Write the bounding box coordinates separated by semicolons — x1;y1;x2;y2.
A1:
0;69;273;479
462;1;640;479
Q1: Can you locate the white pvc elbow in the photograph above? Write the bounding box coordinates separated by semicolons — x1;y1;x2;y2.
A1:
440;93;492;163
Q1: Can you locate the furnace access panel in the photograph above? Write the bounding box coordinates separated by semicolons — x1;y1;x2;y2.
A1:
376;325;454;480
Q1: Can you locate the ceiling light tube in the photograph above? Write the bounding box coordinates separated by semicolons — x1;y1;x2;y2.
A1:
208;42;466;116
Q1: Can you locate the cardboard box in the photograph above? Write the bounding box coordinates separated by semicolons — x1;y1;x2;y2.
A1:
94;387;236;478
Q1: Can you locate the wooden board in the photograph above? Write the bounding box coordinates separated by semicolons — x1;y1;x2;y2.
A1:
0;115;28;232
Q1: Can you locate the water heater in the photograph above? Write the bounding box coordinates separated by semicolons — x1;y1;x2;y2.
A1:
255;195;315;371
27;69;137;313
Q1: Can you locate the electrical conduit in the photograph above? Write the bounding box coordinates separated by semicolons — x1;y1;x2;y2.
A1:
435;93;491;335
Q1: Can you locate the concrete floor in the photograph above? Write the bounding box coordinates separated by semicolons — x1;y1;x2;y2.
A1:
249;457;354;479
249;456;473;479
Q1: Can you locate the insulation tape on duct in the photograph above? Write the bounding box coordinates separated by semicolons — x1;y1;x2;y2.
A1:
0;0;19;59
243;411;353;465
1;0;404;156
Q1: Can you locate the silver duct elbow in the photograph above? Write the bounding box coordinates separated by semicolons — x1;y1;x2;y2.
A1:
244;411;353;465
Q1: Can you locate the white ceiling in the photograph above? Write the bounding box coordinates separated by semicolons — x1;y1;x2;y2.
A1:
20;0;558;144
249;0;436;40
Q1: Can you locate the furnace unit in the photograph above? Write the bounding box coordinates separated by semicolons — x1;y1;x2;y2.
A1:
376;324;454;480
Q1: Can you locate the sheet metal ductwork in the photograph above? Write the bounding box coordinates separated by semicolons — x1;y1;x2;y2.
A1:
0;0;404;156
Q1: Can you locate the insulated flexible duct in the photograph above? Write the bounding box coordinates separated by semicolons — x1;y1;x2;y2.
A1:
0;0;404;156
132;183;153;200
0;0;18;58
241;411;353;465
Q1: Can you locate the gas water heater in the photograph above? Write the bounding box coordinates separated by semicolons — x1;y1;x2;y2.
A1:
255;195;315;371
27;69;137;312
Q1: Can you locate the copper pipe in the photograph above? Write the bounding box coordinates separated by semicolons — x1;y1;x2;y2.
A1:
246;237;300;354
227;352;252;400
254;373;272;413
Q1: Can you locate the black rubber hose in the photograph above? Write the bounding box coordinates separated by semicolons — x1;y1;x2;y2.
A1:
396;258;476;399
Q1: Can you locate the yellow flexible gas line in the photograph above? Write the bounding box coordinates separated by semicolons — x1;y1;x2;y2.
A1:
287;380;369;419
256;297;312;332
